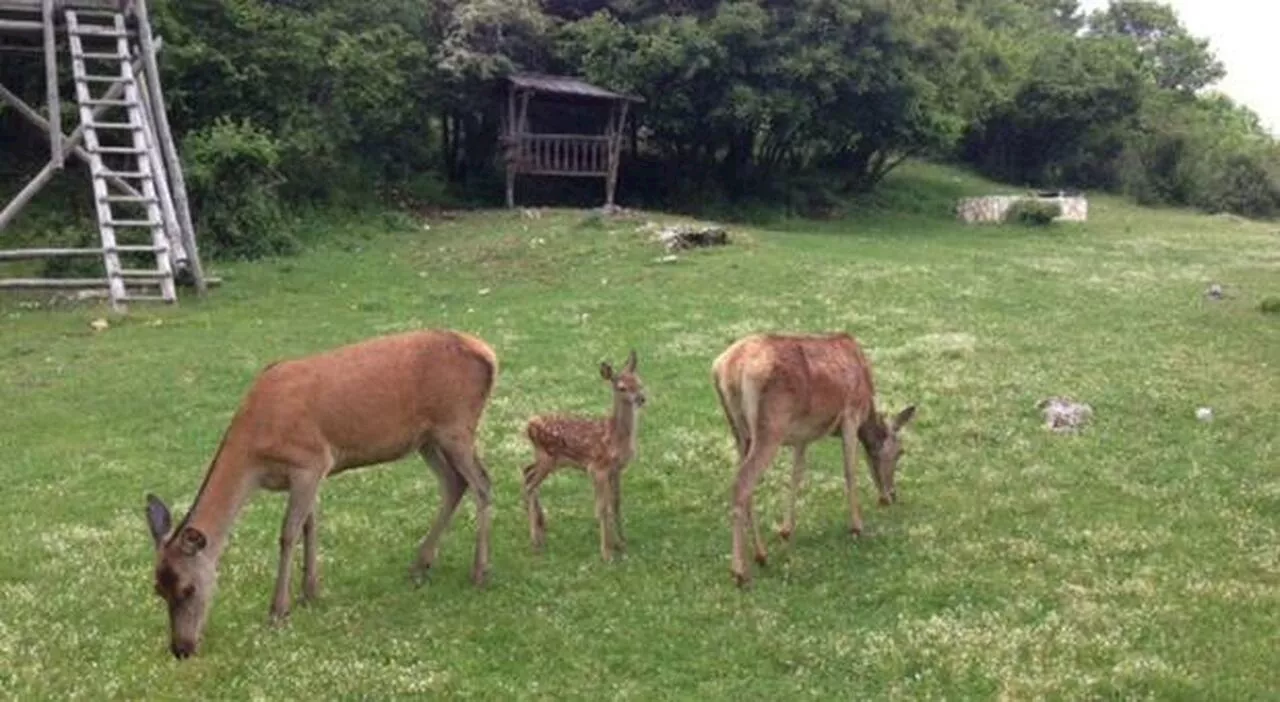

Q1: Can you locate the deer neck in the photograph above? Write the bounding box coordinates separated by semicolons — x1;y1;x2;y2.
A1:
608;396;639;458
180;438;260;560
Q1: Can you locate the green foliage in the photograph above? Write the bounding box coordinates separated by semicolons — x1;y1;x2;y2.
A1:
183;117;295;260
1260;296;1280;315
1005;198;1062;226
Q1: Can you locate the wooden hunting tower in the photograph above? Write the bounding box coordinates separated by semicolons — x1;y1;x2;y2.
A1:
500;73;642;209
0;0;208;311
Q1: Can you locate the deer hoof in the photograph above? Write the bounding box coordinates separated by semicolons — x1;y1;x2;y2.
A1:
409;564;431;588
733;571;752;589
268;608;290;628
754;551;768;566
778;527;793;542
850;525;863;538
470;567;488;588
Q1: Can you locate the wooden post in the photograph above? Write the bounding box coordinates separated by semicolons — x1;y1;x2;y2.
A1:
505;85;516;208
136;73;187;268
42;0;61;169
132;0;207;296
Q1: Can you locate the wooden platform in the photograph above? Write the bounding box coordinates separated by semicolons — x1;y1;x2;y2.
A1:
0;0;122;12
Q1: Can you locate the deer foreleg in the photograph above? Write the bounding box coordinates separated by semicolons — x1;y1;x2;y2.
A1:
609;469;626;551
271;473;323;625
522;457;553;552
592;469;615;562
301;508;319;603
840;424;864;536
779;444;806;541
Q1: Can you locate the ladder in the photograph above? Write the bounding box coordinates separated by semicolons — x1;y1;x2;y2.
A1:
65;9;176;310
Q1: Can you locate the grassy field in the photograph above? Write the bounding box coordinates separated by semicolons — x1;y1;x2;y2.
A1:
1;164;1278;699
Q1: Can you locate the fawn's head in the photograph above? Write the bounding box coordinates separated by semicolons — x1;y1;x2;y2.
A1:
859;405;916;505
145;494;216;659
600;350;646;409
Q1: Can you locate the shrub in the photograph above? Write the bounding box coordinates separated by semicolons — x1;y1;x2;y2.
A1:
183;118;296;261
1006;199;1062;226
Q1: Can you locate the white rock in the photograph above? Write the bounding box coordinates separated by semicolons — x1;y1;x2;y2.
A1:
1195;407;1213;422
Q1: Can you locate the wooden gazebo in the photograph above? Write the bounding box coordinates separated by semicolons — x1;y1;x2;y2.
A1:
500;73;643;209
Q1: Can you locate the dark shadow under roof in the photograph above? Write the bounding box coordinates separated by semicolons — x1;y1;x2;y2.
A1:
507;73;643;103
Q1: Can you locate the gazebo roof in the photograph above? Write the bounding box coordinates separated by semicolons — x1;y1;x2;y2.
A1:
507;73;643;103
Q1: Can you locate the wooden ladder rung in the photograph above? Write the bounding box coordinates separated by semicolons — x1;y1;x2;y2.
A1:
84;121;141;131
109;245;168;253
69;26;131;38
80;98;133;107
104;218;161;227
72;51;127;60
100;195;156;203
115;269;170;279
70;10;127;18
79;75;132;83
90;146;147;154
98;170;146;179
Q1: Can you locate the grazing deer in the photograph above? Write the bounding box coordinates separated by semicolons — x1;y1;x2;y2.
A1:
711;333;915;587
143;329;498;659
521;350;646;561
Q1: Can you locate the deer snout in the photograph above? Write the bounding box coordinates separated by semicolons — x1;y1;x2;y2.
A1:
170;639;197;660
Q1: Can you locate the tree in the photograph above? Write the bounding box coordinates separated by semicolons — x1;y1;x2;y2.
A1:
1087;1;1225;93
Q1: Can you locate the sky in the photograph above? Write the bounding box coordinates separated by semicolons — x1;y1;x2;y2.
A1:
1078;0;1280;135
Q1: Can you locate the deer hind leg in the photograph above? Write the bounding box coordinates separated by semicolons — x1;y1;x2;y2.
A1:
522;452;555;552
271;469;325;625
779;444;807;541
437;435;493;587
840;422;864;536
301;508;320;603
731;428;782;588
411;444;468;586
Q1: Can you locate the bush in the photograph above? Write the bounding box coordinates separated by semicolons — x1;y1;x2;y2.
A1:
1006;199;1062;226
183;118;296;261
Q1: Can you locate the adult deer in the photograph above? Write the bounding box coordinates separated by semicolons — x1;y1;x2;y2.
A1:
712;332;915;587
143;329;498;659
521;350;646;561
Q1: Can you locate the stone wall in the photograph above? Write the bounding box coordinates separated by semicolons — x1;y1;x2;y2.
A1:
956;193;1088;224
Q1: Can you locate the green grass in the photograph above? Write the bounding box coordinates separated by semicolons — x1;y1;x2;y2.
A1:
2;163;1278;699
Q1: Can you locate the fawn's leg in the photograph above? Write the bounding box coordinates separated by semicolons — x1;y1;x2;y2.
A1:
522;453;555;551
609;468;626;551
301;508;320;603
592;469;616;562
840;422;864;536
732;431;781;587
779;444;807;541
411;445;468;585
271;470;324;624
438;437;493;586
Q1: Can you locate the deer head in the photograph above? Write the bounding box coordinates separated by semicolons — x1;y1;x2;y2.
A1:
860;405;916;505
145;494;216;659
599;350;646;409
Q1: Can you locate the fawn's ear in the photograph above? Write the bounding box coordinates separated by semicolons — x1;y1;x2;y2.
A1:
178;527;208;556
624;349;637;373
892;405;917;431
600;362;614;381
145;493;172;548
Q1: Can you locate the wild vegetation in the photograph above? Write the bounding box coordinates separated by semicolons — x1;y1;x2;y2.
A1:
2;0;1279;265
1;164;1277;698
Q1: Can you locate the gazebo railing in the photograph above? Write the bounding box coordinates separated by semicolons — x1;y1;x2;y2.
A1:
509;134;611;177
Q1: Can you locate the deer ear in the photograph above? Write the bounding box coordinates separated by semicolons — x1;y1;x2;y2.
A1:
178;527;207;556
624;349;637;373
600;362;614;381
145;493;172;548
892;405;917;431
